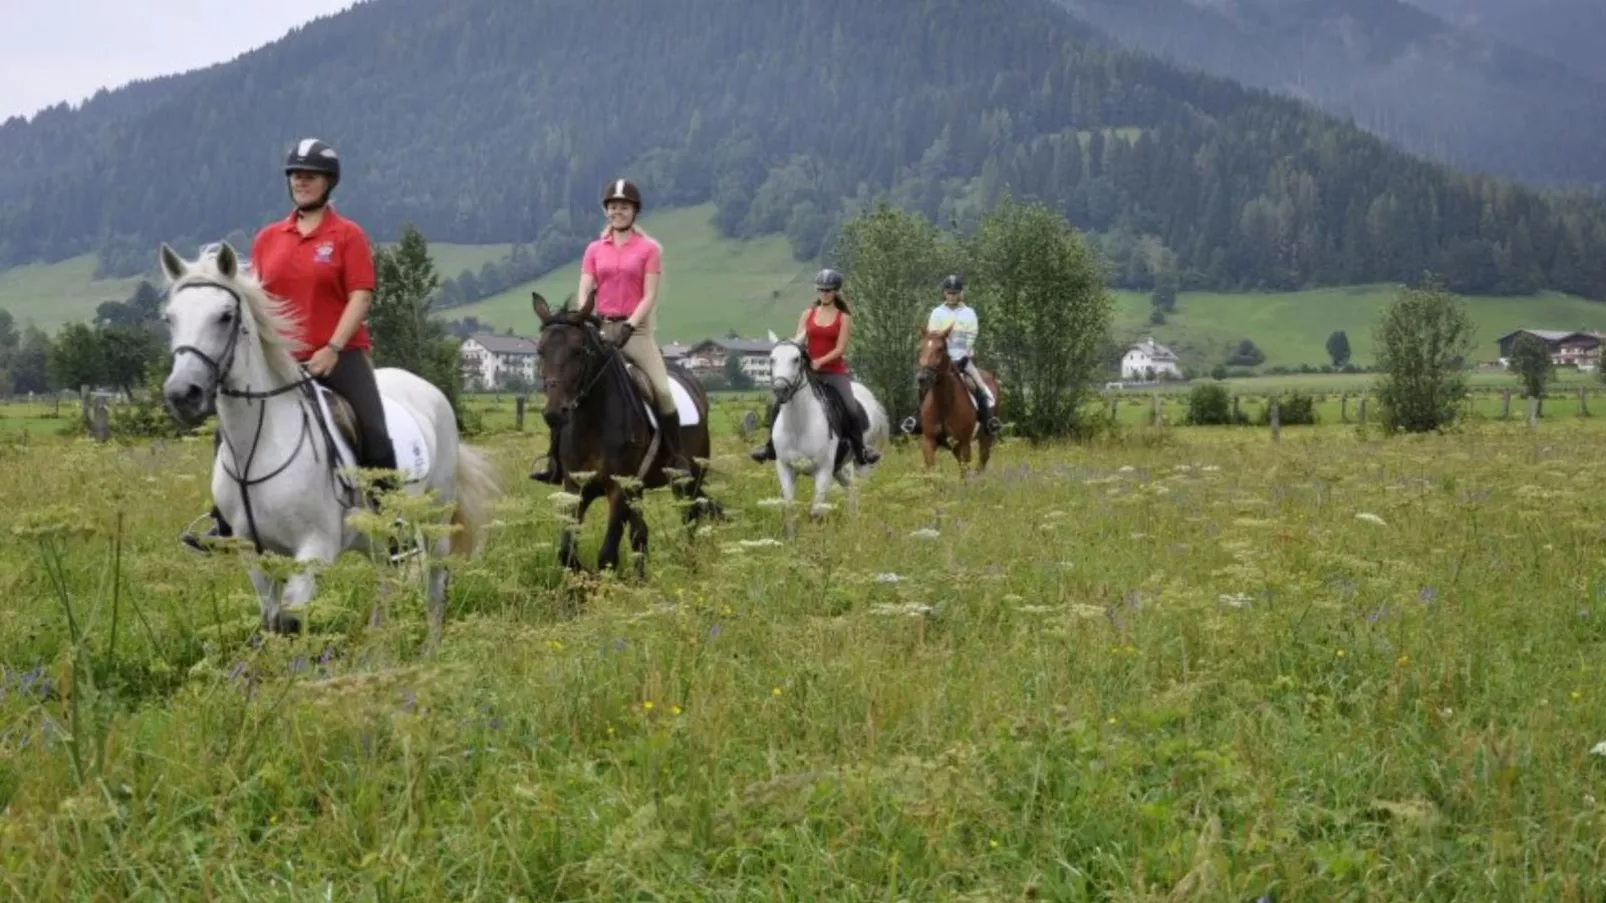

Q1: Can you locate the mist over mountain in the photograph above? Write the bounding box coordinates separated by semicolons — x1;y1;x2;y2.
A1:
1056;0;1606;189
1404;0;1606;84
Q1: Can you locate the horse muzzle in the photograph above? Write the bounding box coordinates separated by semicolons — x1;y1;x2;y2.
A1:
162;376;215;427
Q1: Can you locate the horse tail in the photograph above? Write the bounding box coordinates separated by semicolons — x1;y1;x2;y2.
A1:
450;443;501;559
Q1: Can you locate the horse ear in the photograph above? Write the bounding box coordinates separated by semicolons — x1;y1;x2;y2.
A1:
941;323;954;338
767;329;779;343
214;242;239;279
158;243;187;283
531;291;551;322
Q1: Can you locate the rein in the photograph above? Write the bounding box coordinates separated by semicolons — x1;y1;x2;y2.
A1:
772;339;844;433
170;279;333;556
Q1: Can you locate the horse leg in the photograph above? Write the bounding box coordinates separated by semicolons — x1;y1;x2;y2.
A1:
809;460;835;521
273;540;339;635
559;482;604;571
597;485;628;573
625;492;649;582
249;566;285;634
921;432;939;470
424;533;451;653
978;434;993;474
774;460;800;538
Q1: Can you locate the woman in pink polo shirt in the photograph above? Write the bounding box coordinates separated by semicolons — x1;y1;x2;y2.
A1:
530;179;691;483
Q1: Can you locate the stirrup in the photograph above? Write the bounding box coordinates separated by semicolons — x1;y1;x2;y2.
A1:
899;416;918;435
178;513;221;556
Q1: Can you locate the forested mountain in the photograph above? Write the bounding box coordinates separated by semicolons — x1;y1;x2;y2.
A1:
1055;0;1606;189
1;0;1605;306
1405;0;1606;84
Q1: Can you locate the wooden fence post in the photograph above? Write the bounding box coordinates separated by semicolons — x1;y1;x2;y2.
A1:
1108;397;1118;422
1528;395;1539;427
515;394;527;430
1232;394;1242;424
1501;390;1512;420
1269;397;1280;442
1358;396;1368;425
1150;393;1160;427
1580;386;1589;417
1340;392;1349;423
91;397;109;443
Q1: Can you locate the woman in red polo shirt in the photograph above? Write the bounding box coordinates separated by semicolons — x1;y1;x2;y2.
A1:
181;138;398;553
749;267;881;468
530;178;693;483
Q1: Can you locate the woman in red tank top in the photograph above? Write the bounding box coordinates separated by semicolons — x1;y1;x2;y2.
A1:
750;267;880;467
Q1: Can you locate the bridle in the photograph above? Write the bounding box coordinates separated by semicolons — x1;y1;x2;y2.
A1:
538;316;645;430
169;278;335;555
770;339;817;405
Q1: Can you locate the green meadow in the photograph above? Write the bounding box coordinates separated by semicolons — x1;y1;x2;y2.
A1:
2;395;1606;897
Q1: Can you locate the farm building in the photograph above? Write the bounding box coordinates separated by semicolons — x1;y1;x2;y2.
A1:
1495;329;1606;370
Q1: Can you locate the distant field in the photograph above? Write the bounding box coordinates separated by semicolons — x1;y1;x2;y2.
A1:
446;204;814;344
0;242;511;332
1108;284;1606;371
4;204;1605;370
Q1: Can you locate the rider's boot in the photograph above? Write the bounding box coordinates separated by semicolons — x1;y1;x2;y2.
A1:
529;428;564;484
750;398;782;462
976;391;1003;436
179;505;233;556
659;410;693;475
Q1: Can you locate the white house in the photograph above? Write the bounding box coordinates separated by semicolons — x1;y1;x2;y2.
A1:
1121;337;1182;381
682;337;777;382
460;333;541;390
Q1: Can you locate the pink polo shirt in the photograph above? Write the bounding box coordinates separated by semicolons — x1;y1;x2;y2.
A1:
582;230;662;319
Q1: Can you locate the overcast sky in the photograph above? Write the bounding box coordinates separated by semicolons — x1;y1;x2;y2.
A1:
0;0;359;121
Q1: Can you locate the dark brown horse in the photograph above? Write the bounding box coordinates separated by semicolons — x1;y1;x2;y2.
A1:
531;292;721;577
915;325;1002;477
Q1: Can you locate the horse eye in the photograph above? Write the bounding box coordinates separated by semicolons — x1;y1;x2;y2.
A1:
218;310;234;324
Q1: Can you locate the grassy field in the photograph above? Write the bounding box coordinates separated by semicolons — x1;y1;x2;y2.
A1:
1109;284;1606;371
0;242;512;332
3;396;1606;898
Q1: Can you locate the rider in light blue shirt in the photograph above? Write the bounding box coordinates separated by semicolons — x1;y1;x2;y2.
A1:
902;274;1002;436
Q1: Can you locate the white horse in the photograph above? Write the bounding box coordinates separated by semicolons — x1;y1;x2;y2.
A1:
157;241;501;640
764;329;889;527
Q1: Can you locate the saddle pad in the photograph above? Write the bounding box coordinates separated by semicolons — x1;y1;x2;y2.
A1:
312;386;432;484
632;371;701;428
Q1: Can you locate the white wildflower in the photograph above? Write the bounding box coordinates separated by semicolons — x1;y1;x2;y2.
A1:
909;528;940;540
1356;512;1387;526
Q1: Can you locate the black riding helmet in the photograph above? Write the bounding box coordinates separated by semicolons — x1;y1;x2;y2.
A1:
285;138;341;190
941;274;964;292
814;268;844;291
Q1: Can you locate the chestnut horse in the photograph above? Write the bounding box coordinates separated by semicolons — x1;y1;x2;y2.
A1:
915;325;1002;476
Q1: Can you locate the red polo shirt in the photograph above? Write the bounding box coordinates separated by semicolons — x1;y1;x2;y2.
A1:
250;206;376;359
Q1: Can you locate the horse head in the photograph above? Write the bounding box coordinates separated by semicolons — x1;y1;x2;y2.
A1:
768;334;812;404
158;240;303;428
531;290;607;423
916;325;956;394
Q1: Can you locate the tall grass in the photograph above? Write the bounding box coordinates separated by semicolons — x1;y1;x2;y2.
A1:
1;404;1605;899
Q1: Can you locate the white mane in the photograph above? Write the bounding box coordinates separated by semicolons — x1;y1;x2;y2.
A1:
170;251;308;386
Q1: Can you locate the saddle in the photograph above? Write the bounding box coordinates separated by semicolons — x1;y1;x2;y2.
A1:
319;388;365;461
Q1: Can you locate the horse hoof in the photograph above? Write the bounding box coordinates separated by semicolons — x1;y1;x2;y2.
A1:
267;612;303;635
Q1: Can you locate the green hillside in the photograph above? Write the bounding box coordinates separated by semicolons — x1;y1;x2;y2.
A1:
6;201;1603;369
446;205;815;345
1108;284;1606;369
0;241;511;332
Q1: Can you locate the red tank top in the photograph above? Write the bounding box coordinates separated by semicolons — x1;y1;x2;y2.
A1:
805;306;848;374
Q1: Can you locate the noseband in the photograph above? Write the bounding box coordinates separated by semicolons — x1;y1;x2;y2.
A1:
539;317;627;417
772;339;814;404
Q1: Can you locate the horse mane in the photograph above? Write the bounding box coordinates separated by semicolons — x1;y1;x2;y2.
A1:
172;255;307;386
